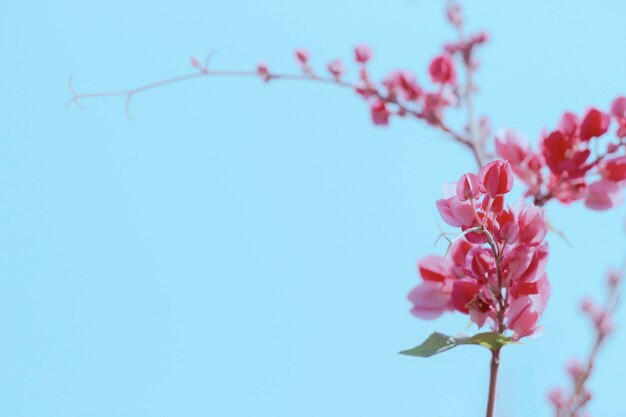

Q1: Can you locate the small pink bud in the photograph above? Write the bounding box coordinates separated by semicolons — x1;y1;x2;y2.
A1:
370;100;390;126
257;62;271;82
429;54;456;84
566;358;585;379
446;2;463;29
607;269;622;289
327;59;345;80
548;388;567;409
354;44;372;64
294;48;310;64
190;56;202;68
580;297;596;314
473;31;490;44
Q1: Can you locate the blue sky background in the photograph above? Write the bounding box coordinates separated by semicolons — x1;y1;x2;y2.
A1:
2;1;626;416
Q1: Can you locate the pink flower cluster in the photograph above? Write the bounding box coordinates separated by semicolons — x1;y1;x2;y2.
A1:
408;160;550;339
496;98;626;210
353;44;462;127
355;38;487;127
255;35;487;130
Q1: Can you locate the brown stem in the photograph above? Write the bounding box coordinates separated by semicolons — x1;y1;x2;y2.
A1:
67;65;486;168
486;348;501;417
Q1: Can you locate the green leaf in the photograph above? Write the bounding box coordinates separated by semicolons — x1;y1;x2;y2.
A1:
465;332;516;351
399;332;458;358
399;331;515;358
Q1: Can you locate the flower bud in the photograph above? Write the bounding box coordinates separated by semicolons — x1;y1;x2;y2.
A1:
354;44;372;64
580;108;610;141
429;54;456;84
478;160;514;197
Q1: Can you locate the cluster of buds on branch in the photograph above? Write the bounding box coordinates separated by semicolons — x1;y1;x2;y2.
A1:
548;269;623;417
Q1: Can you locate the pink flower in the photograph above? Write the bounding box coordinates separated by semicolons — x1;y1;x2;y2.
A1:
600;155;626;182
506;245;536;282
429;54;456;84
495;129;530;168
456;173;483;201
354;44;372;64
478;160;513;197
584;179;624;210
611;96;626;121
327;59;345;80
542;130;570;175
516;204;547;246
407;281;451;319
451;279;480;314
558;112;579;137
566;358;585;379
411;166;550;339
449;238;472;270
370;100;390;126
507;295;544;338
580;108;610;141
548;388;568;410
417;255;452;282
383;71;422;101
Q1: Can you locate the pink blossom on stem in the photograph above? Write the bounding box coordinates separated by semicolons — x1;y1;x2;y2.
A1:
295;48;310;65
383;71;422;101
611;96;626;121
446;1;464;30
429;54;456;84
256;62;271;82
548;269;622;417
371;100;390;126
499;101;626;209
408;161;551;340
479;160;513;197
580;108;610;141
600;155;626;181
456;173;483;201
584;179;623;210
408;281;451;319
418;255;452;282
495;129;530;168
354;44;372;64
327;59;345;80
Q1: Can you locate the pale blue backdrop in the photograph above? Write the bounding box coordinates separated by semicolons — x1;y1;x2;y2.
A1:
1;1;625;416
